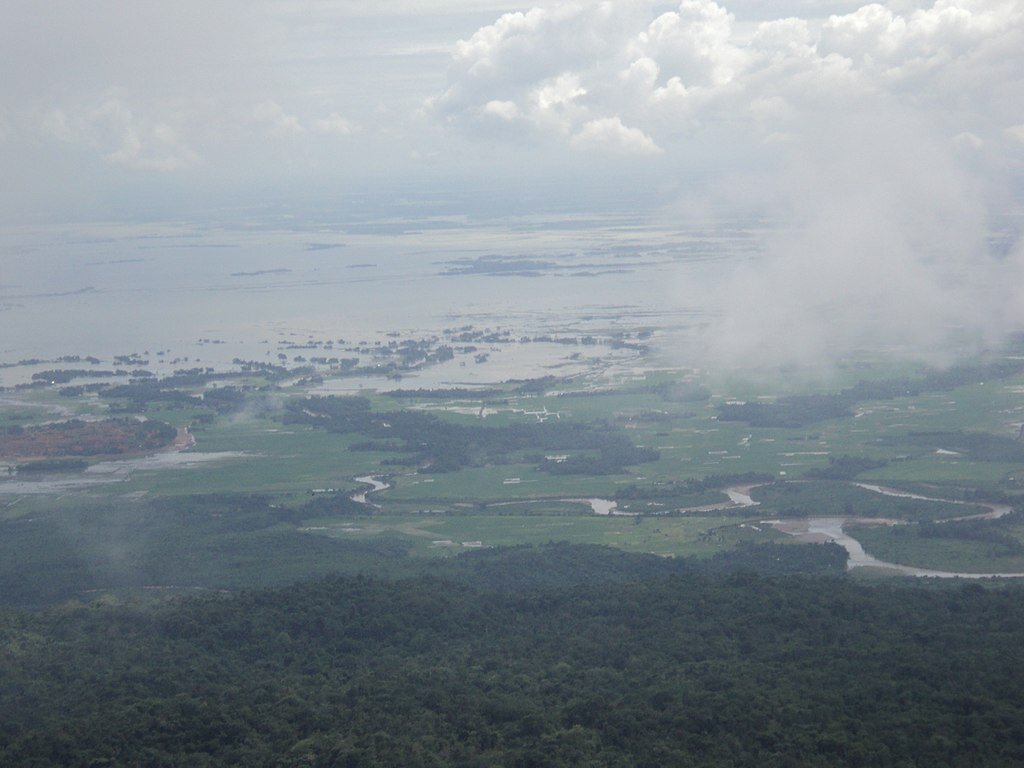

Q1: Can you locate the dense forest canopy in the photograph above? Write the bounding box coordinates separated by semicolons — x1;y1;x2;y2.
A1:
3;547;1024;767
4;326;1024;766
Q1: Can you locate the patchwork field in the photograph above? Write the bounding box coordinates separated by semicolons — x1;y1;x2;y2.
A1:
2;348;1024;601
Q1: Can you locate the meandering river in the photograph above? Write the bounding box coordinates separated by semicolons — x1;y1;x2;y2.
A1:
344;475;1023;577
759;484;1024;578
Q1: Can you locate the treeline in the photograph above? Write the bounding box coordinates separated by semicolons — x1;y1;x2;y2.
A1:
751;481;986;521
918;511;1024;555
6;554;1024;766
615;472;774;501
99;381;246;414
427;541;846;592
385;388;506;400
551;381;711;403
31;369;129;383
0;485;843;609
0;492;395;608
31;365;258;392
14;458;89;474
805;455;889;481
285;396;660;475
718;393;851;428
718;360;1024;428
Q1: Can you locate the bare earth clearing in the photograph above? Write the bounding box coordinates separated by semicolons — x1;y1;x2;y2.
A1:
0;418;179;463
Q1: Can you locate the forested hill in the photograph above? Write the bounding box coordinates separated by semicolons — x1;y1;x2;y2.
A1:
4;546;1024;767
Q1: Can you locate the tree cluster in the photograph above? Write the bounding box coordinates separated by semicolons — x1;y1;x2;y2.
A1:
285;396;660;475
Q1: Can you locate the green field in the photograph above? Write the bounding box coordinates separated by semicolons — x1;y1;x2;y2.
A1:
849;522;1024;573
306;511;782;558
2;353;1024;591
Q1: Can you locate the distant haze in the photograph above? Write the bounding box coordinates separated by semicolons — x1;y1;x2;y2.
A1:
2;0;1022;370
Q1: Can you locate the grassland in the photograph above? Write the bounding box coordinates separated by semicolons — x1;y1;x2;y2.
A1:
304;511;783;558
2;350;1024;585
848;523;1024;574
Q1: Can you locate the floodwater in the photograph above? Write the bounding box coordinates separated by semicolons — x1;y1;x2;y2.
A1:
725;487;759;507
352;475;390;505
310;342;642;394
0;451;253;494
0;220;736;388
569;498;621;516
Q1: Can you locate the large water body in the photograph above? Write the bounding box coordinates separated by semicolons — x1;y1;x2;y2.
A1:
0;219;757;387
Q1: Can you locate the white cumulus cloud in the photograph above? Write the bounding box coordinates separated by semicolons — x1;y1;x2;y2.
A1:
571;116;662;155
431;0;1024;157
429;0;1024;369
41;94;201;171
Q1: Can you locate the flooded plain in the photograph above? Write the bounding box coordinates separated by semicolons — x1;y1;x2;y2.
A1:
0;220;742;388
0;451;253;494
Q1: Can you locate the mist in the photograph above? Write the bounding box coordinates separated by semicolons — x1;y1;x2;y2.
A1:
687;107;1024;373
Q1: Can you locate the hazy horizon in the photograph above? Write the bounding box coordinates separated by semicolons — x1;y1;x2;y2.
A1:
3;0;1024;372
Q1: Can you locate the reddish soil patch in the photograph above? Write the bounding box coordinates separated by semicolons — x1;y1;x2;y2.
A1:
0;418;178;461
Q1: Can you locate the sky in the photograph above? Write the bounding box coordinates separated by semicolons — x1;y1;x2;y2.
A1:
3;0;1024;367
2;0;1020;223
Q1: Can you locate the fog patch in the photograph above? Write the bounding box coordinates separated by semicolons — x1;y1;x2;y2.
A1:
690;110;1024;373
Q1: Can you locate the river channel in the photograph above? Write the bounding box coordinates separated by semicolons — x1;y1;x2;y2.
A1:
763;484;1023;578
350;475;1022;577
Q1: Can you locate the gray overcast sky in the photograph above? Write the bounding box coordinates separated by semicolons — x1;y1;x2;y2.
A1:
1;0;1022;224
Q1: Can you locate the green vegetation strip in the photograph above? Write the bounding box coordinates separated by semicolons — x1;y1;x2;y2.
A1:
850;520;1024;573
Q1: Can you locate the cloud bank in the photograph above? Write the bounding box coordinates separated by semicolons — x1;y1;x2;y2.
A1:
693;111;1024;371
3;0;1023;369
432;0;1024;158
433;0;1024;369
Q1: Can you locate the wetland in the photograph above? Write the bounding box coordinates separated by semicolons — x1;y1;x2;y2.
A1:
5;223;1024;768
4;221;1024;602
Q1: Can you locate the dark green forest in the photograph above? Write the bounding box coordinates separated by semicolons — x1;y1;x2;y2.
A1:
284;396;659;474
6;358;1024;766
3;543;1024;767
